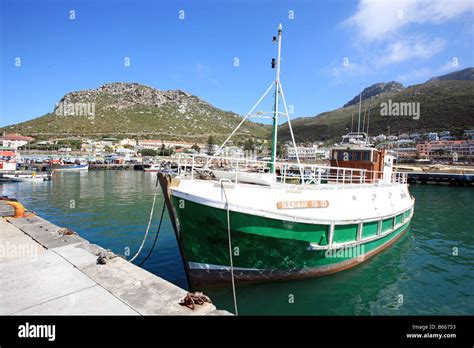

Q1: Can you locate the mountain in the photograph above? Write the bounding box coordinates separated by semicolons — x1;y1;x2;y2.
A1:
428;67;474;82
343;81;404;107
1;82;270;142
279;71;474;143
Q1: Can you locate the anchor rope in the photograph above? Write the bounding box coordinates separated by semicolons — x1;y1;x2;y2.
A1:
220;181;239;315
129;174;160;263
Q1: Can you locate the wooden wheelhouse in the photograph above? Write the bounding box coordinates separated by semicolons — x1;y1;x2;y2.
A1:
329;133;387;183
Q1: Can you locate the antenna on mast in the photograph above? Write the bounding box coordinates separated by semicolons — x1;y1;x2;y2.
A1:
270;23;283;173
351;111;354;133
208;23;303;181
362;108;366;134
357;83;362;134
366;98;371;142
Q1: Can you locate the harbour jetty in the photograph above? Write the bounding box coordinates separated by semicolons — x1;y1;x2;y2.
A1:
395;164;474;186
0;199;230;315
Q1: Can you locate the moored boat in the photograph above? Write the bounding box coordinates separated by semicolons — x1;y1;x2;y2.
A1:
157;24;415;287
50;163;89;171
0;149;19;172
1;171;52;182
144;163;161;172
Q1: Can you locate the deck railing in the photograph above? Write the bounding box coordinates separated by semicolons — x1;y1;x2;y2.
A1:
173;154;408;186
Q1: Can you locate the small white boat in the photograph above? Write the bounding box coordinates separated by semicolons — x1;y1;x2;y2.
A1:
51;163;89;171
144;164;161;172
1;172;52;182
212;169;275;186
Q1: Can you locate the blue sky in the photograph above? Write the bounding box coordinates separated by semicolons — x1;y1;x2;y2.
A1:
1;0;473;127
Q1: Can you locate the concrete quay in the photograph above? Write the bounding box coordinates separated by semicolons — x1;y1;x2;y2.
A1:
0;200;230;315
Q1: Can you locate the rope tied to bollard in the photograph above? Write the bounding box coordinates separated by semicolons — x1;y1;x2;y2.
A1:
129;173;161;263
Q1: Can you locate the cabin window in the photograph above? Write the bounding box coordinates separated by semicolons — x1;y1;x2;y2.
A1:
338;151;352;161
362;152;370;161
354;152;361;161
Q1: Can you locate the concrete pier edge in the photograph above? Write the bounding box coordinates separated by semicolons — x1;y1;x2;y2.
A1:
0;199;231;316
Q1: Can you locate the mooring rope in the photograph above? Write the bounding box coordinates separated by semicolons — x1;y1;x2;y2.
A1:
129;174;160;263
138;201;166;267
220;180;239;315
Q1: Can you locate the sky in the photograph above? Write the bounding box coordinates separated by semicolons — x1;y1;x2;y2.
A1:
0;0;473;127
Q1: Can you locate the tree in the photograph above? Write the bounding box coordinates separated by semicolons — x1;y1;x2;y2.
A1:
191;143;200;153
243;138;255;152
140;149;157;157
158;147;174;156
104;146;114;153
207;135;216;155
276;142;285;158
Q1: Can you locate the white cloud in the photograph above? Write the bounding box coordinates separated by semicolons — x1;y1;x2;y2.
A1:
396;60;463;82
345;0;473;41
321;60;373;85
396;67;433;82
194;63;221;87
378;37;445;66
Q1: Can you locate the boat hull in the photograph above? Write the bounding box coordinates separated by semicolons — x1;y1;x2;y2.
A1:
171;195;413;286
51;164;89;171
2;174;52;182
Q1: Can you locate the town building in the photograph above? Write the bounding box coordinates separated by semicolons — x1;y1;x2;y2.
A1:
416;140;474;159
285;145;329;161
0;133;34;149
464;130;474;140
138;139;205;151
428;132;439;141
119;138;137;147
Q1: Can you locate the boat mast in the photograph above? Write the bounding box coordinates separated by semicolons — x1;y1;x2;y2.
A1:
357;83;362;134
351;111;354;133
270;23;283;174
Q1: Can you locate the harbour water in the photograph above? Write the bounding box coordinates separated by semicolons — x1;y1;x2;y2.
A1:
1;170;473;315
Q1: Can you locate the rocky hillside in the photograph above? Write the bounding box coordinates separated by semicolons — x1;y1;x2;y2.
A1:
2;83;270;142
343;81;405;107
428;67;474;82
280;77;474;143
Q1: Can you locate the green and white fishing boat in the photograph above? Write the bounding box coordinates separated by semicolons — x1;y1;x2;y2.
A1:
161;24;415;286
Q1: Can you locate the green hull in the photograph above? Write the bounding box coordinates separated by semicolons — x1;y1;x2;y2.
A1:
172;196;412;285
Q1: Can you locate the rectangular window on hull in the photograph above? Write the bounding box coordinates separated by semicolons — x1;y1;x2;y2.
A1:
395;214;403;226
333;224;358;243
382;218;393;233
362;221;378;238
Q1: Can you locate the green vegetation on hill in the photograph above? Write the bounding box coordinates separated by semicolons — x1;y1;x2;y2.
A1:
1;83;270;143
3;69;473;146
279;80;474;143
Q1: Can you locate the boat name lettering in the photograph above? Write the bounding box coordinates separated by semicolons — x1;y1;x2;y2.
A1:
277;200;329;209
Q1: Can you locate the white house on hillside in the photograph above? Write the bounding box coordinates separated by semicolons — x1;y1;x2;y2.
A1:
0;133;34;149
